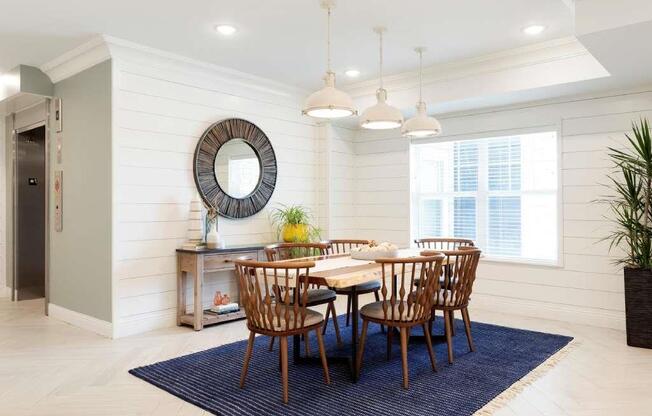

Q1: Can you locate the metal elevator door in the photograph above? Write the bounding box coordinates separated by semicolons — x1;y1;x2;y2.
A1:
15;125;46;300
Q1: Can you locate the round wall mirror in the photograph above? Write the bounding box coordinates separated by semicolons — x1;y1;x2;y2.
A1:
193;118;277;219
214;139;261;198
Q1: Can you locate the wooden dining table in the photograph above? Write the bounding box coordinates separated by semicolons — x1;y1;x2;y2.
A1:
278;248;434;383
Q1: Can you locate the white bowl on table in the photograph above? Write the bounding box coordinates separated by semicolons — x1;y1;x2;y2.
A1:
349;242;399;260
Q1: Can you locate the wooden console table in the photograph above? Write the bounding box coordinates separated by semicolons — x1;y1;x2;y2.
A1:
176;244;269;330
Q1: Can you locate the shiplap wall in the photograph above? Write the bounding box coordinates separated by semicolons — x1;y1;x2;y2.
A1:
111;49;322;336
354;88;652;329
325;125;357;239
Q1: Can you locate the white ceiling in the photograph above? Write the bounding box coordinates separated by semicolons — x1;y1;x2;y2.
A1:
0;0;574;89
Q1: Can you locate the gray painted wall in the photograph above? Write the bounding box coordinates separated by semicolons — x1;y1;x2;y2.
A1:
50;60;112;322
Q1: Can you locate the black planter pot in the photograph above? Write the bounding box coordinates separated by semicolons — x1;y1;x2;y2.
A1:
624;267;652;349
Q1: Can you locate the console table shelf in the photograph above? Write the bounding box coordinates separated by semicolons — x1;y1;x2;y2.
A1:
176;244;270;330
179;309;247;327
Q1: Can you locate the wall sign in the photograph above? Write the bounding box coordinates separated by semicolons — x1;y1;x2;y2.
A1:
54;98;63;133
54;170;63;232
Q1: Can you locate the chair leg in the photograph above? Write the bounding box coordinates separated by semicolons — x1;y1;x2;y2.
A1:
461;307;476;352
374;290;385;333
444;310;454;364
304;332;311;357
268;336;275;351
422;323;437;372
356;320;369;378
399;327;409;389
240;332;255;388
345;295;352;327
280;336;289;404
315;329;330;384
449;310;456;336
329;301;343;347
429;309;436;336
386;326;393;360
322;301;331;335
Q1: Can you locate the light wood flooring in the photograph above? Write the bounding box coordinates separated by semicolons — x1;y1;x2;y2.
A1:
0;295;651;415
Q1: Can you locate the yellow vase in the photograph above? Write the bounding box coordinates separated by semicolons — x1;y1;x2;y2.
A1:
282;224;309;242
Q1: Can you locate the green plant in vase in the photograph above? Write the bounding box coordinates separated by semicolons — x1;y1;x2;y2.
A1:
602;118;652;348
270;204;322;243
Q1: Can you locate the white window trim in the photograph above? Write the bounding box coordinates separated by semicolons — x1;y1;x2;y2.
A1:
409;125;563;267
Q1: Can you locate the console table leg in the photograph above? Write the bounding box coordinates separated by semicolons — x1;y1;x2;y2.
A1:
177;270;186;326
193;257;204;330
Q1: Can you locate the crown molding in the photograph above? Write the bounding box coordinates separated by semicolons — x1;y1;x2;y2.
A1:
40;35;111;83
344;37;594;98
40;34;308;101
101;35;308;100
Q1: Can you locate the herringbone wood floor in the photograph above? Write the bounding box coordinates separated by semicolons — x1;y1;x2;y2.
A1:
1;296;651;415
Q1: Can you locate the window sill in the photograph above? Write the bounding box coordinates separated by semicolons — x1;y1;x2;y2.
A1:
480;256;562;269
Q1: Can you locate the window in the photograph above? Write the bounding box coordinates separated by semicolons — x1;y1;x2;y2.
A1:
410;131;558;264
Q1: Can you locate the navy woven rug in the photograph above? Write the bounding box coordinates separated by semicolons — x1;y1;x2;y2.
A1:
130;316;572;415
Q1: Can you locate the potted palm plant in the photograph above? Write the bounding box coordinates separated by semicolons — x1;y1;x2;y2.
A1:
605;118;652;349
270;204;321;243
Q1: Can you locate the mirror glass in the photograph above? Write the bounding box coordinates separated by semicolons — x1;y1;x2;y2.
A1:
214;139;261;198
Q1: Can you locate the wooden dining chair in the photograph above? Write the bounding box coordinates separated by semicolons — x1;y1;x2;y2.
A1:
235;258;330;404
356;253;445;389
323;239;382;328
428;248;481;364
414;237;475;250
265;243;343;352
413;237;475;335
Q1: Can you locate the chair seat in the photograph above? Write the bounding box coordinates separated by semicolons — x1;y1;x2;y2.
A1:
408;289;458;307
432;290;459;307
264;306;324;332
360;301;420;322
305;288;337;305
334;280;381;294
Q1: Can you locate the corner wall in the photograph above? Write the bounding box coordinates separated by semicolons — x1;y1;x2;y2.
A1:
49;60;113;326
353;87;652;330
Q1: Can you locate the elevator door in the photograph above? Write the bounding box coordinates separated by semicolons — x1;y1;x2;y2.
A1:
15;125;46;300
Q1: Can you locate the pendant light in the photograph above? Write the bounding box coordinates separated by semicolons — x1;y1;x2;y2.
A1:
302;0;357;119
402;47;442;138
360;27;403;130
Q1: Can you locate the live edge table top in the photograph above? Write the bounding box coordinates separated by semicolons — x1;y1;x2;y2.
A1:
274;248;449;289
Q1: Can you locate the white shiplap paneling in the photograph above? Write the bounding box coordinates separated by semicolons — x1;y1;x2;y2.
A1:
112;51;322;337
353;88;652;330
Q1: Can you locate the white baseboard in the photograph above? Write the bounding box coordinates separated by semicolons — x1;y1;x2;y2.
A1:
113;309;177;338
471;294;626;330
48;303;113;338
0;286;12;298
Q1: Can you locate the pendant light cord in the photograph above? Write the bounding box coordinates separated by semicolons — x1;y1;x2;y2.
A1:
379;29;384;89
418;48;423;103
327;6;332;73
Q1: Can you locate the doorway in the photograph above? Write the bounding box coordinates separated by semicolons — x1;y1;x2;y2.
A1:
14;125;46;301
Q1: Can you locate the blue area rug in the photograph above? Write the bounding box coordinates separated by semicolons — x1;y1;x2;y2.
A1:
130;316;572;415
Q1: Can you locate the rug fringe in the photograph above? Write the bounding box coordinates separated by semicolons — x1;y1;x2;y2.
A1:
473;340;578;416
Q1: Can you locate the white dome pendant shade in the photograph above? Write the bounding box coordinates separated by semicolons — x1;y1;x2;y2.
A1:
303;72;357;118
360;27;403;130
302;0;357;119
402;47;442;138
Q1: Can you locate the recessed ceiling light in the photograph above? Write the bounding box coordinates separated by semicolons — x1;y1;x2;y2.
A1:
523;24;546;35
345;69;360;78
215;24;237;36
